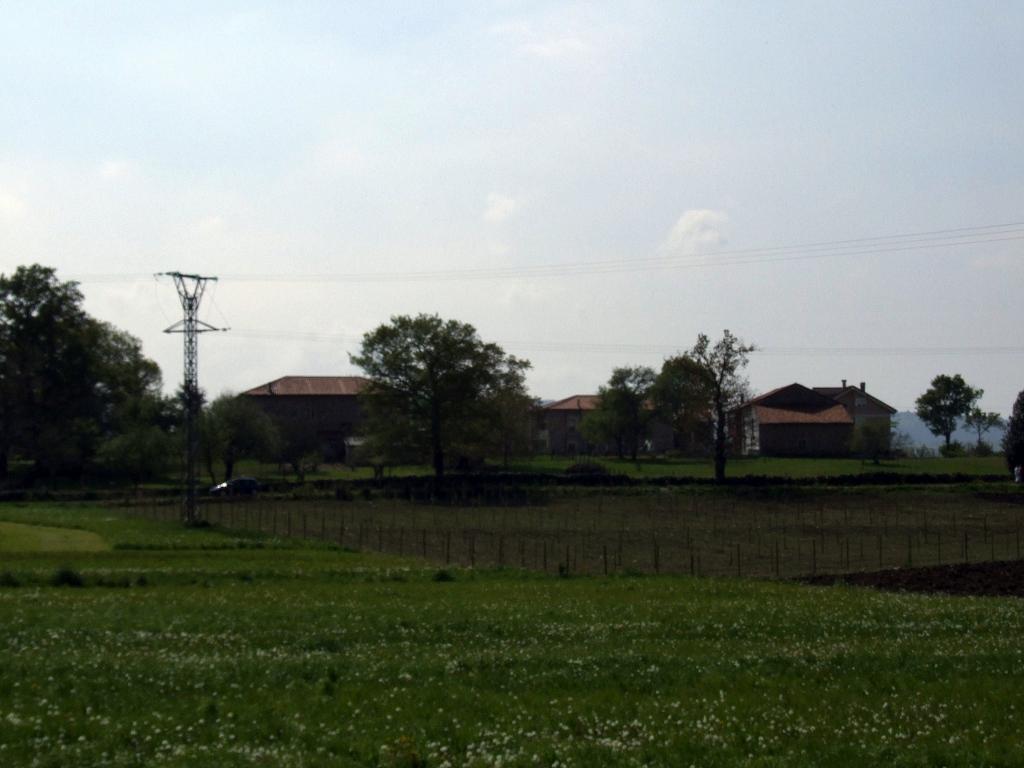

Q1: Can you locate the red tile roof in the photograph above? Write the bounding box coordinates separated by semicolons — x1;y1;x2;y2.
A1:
243;376;370;397
755;404;853;425
545;394;601;411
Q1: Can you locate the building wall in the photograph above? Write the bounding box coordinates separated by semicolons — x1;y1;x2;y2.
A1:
246;394;363;461
832;390;894;429
759;423;853;456
541;410;602;455
540;410;675;456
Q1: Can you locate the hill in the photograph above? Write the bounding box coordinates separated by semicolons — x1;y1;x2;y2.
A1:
893;411;1005;451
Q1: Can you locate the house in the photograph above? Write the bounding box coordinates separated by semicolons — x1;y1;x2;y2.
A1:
536;395;675;456
242;375;369;462
536;395;602;455
733;380;896;457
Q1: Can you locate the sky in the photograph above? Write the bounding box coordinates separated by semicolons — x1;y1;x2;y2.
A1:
1;1;1022;413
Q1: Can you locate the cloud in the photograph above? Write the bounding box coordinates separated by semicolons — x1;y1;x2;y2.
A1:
197;215;226;234
660;209;729;255
483;193;519;223
0;188;27;219
98;160;135;180
489;16;601;63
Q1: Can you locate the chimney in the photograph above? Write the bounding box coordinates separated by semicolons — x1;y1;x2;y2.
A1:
859;381;866;392
841;379;847;388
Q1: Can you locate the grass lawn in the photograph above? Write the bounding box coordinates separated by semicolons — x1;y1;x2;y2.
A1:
0;521;109;553
1;502;1023;766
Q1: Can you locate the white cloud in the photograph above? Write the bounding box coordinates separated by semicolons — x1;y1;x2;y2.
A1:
483;193;519;223
197;215;226;234
0;188;27;219
98;159;135;180
660;209;729;255
489;14;606;64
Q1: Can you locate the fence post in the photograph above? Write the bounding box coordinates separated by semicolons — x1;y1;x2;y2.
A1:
603;544;608;575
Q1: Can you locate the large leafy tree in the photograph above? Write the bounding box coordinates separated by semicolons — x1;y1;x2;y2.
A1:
583;366;656;460
690;330;754;482
1003;391;1024;473
963;407;1004;452
201;394;280;483
0;265;164;477
351;314;530;478
651;354;712;455
915;374;982;448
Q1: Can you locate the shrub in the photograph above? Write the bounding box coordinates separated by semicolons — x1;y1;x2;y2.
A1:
940;441;966;458
51;567;84;587
431;569;455;582
0;571;21;587
565;461;609;476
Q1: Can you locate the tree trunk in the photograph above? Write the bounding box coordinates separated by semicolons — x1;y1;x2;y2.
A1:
224;458;234;481
713;396;727;483
430;400;444;479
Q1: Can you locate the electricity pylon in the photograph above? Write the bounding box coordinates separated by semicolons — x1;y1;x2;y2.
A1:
160;272;224;525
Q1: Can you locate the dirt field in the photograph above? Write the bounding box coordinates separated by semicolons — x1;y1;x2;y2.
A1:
801;559;1024;597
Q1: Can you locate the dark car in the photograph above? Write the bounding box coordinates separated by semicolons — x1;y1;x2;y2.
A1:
208;477;260;496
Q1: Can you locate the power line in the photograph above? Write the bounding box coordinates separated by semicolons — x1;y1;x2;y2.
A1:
227;328;1024;358
67;220;1024;285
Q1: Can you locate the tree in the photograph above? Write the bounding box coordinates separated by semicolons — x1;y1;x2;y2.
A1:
651;354;713;455
850;420;892;465
97;392;176;488
201;394;280;483
351;314;531;478
583;367;655;460
689;330;755;482
1002;390;1024;473
0;265;163;478
484;381;535;469
915;374;982;448
963;407;1004;452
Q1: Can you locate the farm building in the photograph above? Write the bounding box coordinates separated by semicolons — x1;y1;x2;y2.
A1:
536;394;675;456
242;375;368;462
732;381;897;457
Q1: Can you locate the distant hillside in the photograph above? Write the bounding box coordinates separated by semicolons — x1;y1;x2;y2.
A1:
893;411;1005;451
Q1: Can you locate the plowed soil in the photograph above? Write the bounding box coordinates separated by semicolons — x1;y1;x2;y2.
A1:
799;560;1024;598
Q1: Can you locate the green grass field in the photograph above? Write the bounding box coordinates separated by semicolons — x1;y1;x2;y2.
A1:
1;502;1024;766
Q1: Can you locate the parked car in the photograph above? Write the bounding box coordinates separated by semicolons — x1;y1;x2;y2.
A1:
208;477;260;496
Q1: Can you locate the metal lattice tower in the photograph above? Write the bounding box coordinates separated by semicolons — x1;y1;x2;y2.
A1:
160;272;223;525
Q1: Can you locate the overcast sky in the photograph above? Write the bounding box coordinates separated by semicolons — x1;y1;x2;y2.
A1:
1;2;1021;413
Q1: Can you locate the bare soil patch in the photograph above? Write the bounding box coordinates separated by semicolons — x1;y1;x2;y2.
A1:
800;559;1024;597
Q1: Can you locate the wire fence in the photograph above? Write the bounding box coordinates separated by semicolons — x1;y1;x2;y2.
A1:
126;491;1024;578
